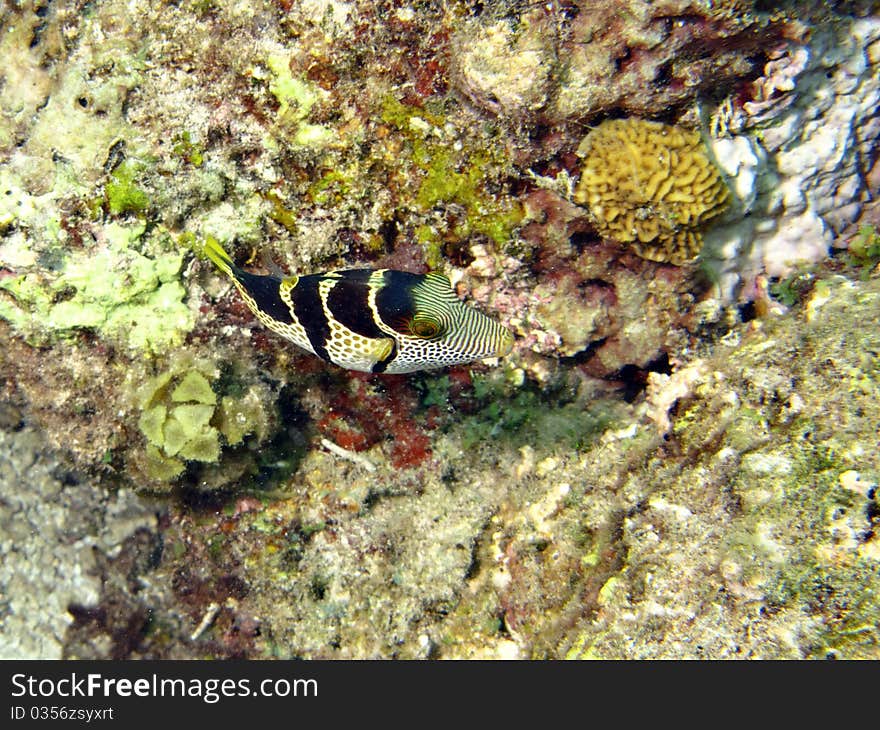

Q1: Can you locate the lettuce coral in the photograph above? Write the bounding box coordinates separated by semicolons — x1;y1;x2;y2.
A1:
138;364;221;481
133;355;278;488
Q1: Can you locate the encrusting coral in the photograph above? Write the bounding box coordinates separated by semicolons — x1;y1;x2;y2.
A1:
574;119;730;265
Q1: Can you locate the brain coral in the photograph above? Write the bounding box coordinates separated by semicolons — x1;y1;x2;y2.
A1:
573;119;730;265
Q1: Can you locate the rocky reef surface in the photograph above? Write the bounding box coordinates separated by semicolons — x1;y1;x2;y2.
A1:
0;0;878;658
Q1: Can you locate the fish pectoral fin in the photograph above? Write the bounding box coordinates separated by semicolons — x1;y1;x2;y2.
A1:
260;250;287;279
370;337;395;363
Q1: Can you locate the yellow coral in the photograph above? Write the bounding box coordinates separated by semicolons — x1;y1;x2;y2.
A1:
573;119;730;265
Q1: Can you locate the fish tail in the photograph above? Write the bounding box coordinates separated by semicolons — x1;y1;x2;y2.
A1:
198;235;236;279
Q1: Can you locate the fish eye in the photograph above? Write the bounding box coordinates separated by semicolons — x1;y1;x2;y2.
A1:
409;316;443;338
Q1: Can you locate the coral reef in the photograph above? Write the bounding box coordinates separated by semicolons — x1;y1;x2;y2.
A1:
0;0;878;661
19;268;879;660
486;187;698;381
447;273;880;659
451;7;558;119
573;119;731;265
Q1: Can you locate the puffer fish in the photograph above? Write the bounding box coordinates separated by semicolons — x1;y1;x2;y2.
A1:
198;237;514;374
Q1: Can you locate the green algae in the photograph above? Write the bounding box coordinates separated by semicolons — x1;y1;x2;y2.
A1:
143;443;185;481
733;439;879;658
415;146;523;244
262;55;335;149
767;559;880;658
171;131;205;167
770;270;814;307
380;96;523;249
137;361;222;479
138;404;168;447
417;368;622;455
307;170;350;206
105;159;151;216
171;371;217;405
262;190;299;234
215;389;272;446
846;224;880;276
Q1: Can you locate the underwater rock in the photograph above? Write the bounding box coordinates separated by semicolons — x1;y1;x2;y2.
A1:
0;426;156;659
548;0;800;125
703;16;880;300
458;274;880;659
450;8;558;119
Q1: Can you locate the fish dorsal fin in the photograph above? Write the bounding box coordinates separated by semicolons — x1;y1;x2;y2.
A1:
260;250;288;279
279;275;300;293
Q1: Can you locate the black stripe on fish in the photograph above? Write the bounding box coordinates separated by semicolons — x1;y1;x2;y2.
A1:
290;274;332;362
233;270;293;325
325;270;388;339
374;270;420;334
